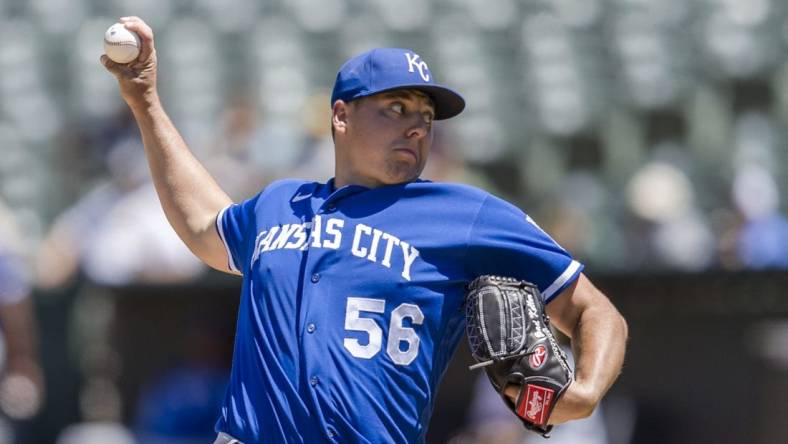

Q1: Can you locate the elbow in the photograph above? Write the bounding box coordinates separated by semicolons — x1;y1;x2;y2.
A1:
610;306;629;362
574;397;597;420
614;310;629;380
566;383;603;422
618;311;629;343
579;405;596;421
601;292;628;344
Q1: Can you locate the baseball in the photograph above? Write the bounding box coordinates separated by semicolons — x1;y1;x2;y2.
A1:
103;23;141;64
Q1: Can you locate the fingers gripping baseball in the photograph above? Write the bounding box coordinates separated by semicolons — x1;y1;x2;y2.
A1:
118;16;155;62
100;16;158;108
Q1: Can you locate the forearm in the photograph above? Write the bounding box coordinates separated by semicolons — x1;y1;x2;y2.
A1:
130;97;232;258
546;275;628;422
569;294;628;407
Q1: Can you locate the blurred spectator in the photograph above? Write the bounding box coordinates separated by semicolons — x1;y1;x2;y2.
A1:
81;182;204;285
0;199;44;423
36;109;203;288
421;127;498;193
204;92;337;198
625;153;714;271
543;171;627;270
133;321;228;444
133;366;227;444
52;109;138;210
204;95;270;201
732;164;788;268
287;92;336;183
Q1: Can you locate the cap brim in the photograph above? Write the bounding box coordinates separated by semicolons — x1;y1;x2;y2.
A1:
413;84;466;120
358;84;466;120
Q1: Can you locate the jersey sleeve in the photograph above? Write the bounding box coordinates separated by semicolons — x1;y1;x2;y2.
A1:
216;193;261;275
465;194;583;303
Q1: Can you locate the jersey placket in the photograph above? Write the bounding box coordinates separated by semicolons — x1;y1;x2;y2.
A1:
298;185;364;443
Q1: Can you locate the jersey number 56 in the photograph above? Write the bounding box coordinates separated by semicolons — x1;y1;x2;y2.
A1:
343;297;424;366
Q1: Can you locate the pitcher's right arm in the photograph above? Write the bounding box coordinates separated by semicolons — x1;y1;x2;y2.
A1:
101;16;236;274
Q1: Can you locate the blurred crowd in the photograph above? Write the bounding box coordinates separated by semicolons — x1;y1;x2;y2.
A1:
0;0;786;442
0;0;786;278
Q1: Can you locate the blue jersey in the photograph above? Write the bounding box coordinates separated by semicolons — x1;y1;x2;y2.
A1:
215;178;582;443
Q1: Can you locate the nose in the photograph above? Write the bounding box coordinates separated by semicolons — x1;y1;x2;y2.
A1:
405;115;429;139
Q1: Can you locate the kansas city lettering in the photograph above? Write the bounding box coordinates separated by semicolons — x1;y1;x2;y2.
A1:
251;217;420;281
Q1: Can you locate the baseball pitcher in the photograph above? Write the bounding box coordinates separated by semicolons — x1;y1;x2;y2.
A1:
102;16;628;444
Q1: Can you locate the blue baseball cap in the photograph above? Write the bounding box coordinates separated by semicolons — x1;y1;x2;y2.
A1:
331;48;465;120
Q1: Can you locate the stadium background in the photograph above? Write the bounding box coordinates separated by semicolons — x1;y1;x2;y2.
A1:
0;0;786;442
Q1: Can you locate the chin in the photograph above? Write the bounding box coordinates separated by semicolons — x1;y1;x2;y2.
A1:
384;161;422;184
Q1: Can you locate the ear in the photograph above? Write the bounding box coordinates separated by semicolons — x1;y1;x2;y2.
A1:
332;100;350;135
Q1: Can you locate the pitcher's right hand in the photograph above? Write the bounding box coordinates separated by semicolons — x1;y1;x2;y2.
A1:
101;16;159;109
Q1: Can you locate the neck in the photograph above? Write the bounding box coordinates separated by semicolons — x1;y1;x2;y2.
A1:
333;171;384;190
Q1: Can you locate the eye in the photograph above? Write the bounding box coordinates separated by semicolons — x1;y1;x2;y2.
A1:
390;102;404;114
423;112;434;125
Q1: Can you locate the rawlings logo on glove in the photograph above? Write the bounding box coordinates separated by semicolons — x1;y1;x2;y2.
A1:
465;275;573;437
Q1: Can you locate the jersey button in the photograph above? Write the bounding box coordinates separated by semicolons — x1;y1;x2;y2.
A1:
327;204;336;212
311;273;320;283
327;429;335;439
310;376;320;387
307;323;316;333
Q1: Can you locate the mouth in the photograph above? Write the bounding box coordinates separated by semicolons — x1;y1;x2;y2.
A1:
392;147;418;161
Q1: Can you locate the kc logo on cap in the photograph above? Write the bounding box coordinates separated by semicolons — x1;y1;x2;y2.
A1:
404;53;430;82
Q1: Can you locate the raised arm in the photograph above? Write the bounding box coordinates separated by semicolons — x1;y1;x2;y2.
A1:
101;17;234;274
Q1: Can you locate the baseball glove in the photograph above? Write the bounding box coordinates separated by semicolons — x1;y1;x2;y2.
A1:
465;275;573;437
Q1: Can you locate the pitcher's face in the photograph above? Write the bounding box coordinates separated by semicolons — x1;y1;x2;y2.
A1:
334;89;436;187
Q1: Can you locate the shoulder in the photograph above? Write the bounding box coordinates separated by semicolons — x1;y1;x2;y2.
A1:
254;179;320;203
407;180;525;216
228;179;318;218
405;180;491;205
261;179;317;196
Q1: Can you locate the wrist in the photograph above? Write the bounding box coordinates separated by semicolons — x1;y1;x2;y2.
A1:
127;90;161;112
